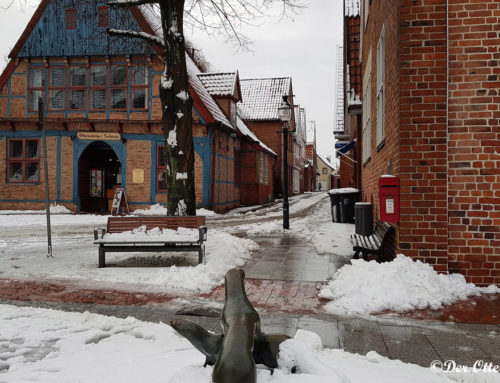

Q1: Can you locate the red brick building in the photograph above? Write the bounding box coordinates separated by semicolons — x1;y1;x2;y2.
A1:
335;0;362;190
352;0;499;285
0;0;274;213
239;77;302;199
304;143;317;192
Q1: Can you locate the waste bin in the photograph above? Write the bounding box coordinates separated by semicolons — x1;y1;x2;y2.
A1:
328;188;360;223
355;202;373;235
328;192;340;222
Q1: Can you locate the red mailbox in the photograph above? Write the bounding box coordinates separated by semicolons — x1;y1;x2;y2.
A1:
379;175;400;222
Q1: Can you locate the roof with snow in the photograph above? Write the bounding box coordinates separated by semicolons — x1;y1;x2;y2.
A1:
236;116;276;156
198;72;241;100
317;154;335;170
239;77;292;120
345;0;360;17
185;55;234;130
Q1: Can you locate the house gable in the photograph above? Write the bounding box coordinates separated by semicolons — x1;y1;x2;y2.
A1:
14;0;154;59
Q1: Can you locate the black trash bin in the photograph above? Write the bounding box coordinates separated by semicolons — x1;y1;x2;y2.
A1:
328;192;340;222
355;202;373;235
328;188;360;223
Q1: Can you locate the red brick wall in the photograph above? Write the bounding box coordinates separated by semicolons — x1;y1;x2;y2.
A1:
447;0;500;285
360;0;401;225
397;0;449;272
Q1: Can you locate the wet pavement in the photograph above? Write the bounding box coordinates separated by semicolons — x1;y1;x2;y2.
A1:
243;235;347;282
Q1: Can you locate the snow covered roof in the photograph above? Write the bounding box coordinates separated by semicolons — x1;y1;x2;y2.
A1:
239;77;292;120
317;154;335;170
345;0;360;17
186;55;234;130
198;72;240;99
236;116;276;156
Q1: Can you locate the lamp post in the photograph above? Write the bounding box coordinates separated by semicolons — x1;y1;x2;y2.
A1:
278;95;292;229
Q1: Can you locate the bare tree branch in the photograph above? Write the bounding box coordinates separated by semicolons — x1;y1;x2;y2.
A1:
107;27;165;47
107;0;158;7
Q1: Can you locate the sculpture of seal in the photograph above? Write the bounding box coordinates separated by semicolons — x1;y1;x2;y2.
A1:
212;269;259;383
253;333;291;370
170;319;223;367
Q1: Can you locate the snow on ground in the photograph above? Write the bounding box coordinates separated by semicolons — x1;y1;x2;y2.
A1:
0;193;333;295
3;304;496;383
0;226;257;296
320;254;500;316
228;193;354;259
0;203;72;215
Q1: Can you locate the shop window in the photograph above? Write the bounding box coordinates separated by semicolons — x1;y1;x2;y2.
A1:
28;66;45;111
48;66;66;111
69;66;86;110
131;65;148;109
90;65;107;110
7;139;40;183
98;6;109;28
66;8;76;30
110;65;127;110
157;145;167;192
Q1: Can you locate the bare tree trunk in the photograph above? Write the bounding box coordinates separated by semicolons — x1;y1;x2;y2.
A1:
159;0;196;216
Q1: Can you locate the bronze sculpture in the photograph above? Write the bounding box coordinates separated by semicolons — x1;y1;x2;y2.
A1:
171;268;290;382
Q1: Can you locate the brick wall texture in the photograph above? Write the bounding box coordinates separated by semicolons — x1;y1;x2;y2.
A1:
361;0;499;285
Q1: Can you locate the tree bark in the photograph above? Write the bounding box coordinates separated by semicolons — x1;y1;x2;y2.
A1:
159;0;196;216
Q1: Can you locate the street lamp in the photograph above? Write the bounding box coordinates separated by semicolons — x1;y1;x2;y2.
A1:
278;95;292;229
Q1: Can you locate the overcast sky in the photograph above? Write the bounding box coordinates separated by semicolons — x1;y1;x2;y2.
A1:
0;0;343;161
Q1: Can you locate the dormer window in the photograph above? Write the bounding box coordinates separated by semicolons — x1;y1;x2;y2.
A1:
66;8;76;30
98;6;109;28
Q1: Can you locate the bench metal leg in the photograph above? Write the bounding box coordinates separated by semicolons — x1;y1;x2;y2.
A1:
199;245;205;264
353;251;360;259
98;246;106;268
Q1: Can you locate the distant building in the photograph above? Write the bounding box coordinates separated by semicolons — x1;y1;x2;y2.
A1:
336;0;362;190
316;154;335;192
239;77;302;198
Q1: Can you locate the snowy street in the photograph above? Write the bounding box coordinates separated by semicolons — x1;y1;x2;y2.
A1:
0;192;499;382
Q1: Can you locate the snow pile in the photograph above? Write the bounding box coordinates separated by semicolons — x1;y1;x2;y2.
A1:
133;204;168;215
320;254;500;315
1;304;483;383
0;203;73;215
48;204;73;214
98;226;200;243
132;204;218;217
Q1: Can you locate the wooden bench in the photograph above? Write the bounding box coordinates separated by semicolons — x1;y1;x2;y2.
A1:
351;220;395;262
94;216;207;268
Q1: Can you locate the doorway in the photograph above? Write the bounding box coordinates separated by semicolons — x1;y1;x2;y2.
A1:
78;141;122;212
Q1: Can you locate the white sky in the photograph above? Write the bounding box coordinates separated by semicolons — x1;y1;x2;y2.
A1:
0;0;343;160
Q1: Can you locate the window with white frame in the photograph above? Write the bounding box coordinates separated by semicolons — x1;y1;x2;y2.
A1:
376;27;385;147
363;75;372;162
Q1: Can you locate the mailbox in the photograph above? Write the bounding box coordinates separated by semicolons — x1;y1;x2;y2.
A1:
379;175;400;222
